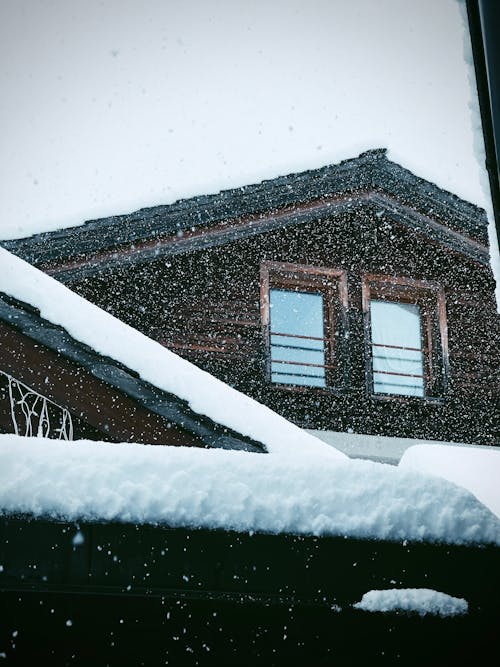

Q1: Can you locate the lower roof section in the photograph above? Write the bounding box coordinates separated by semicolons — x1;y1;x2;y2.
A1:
0;247;336;458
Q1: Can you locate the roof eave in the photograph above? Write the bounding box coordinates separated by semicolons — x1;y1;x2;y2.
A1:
1;149;489;269
0;294;266;454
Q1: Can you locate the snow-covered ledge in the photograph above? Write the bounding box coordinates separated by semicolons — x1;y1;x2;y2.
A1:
1;434;500;546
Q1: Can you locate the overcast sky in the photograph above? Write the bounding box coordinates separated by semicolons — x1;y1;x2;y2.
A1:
0;0;494;243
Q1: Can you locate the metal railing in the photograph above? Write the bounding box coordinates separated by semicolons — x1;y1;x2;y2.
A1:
371;341;424;388
270;331;329;382
0;369;73;440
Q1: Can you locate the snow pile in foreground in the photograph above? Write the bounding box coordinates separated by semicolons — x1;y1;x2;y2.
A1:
353;588;468;617
1;435;500;546
400;444;500;519
0;248;343;461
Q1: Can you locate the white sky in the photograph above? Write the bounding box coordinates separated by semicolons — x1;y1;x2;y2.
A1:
0;0;495;244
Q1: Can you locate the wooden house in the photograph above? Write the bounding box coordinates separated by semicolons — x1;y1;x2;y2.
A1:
4;149;500;446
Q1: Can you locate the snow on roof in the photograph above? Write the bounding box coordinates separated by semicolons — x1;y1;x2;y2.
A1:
0;247;345;459
2;149;490;275
1;434;500;546
399;444;500;520
2;1;498;303
0;0;490;235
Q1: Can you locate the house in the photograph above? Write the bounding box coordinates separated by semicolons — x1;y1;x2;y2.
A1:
5;149;498;451
1;219;500;666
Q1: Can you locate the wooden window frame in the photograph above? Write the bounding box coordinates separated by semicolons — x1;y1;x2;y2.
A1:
260;261;348;392
362;274;449;402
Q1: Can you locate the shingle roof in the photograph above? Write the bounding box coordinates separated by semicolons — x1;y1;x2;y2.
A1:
2;149;489;269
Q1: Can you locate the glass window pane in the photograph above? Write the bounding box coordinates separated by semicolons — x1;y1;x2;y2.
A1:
370;300;424;397
270;289;325;387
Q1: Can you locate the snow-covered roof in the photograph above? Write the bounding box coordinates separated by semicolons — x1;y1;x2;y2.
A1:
400;444;500;519
2;1;498;303
1;434;499;546
0;247;343;459
2;150;490;280
0;0;490;235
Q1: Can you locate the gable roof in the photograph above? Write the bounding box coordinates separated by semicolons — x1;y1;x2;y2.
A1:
2;149;490;282
0;248;343;460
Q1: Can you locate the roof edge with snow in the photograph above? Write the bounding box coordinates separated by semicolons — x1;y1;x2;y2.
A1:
0;292;265;453
2;149;489;273
0;248;343;459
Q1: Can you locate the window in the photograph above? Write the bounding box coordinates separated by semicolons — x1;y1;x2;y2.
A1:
269;289;326;387
370;300;424;397
260;262;348;389
362;276;449;399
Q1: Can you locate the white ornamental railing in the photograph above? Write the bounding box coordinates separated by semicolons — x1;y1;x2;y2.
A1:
1;369;73;440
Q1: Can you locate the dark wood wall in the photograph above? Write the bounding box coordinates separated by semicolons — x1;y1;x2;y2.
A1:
69;205;500;445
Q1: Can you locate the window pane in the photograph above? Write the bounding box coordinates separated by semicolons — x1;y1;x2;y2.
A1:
370;300;424;397
270;289;325;387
